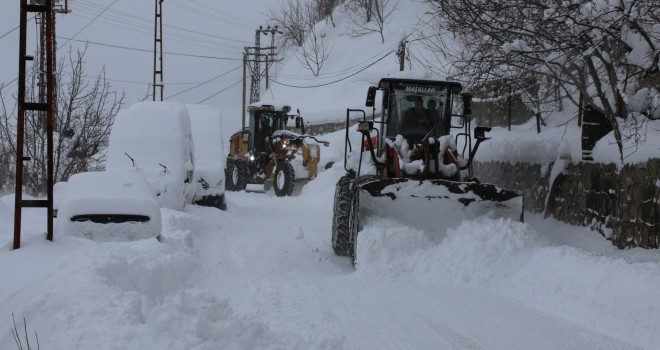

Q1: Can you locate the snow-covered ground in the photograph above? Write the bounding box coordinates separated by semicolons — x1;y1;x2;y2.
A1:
1;0;659;349
1;155;659;349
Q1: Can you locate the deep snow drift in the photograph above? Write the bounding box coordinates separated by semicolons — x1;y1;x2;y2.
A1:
1;157;660;349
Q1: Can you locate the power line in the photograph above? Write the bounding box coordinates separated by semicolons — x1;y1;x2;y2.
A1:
166;64;242;99
276;47;396;80
59;0;119;48
197;78;243;103
270;50;395;89
74;2;247;46
68;10;244;52
56;36;243;61
0;16;36;40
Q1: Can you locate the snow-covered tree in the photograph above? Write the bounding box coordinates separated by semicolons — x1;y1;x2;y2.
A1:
427;0;659;162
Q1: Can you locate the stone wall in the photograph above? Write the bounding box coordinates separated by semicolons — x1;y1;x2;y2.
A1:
474;159;660;249
306;118;660;250
303;117;366;136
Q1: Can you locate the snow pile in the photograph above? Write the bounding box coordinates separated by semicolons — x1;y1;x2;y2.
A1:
106;101;196;210
187;104;226;198
56;171;161;242
355;215;660;349
0;199;10;236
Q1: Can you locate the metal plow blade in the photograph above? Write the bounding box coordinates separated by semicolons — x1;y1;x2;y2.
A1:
356;178;524;234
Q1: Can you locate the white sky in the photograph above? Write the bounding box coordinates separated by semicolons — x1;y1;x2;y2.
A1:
0;0;272;112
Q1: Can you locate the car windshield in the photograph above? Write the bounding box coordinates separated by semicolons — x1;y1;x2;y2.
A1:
387;86;448;141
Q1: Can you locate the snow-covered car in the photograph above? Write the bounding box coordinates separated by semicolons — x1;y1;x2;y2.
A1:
106;101;195;211
186;104;227;210
56;171;161;242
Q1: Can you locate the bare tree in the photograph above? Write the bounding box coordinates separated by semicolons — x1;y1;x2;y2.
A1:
0;47;124;195
268;0;336;76
268;0;314;49
346;0;398;43
294;25;335;76
427;0;660;162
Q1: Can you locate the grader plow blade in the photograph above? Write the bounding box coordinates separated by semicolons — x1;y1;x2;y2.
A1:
355;178;524;235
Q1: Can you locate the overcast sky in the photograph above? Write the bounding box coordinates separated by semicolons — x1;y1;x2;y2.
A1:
0;0;277;108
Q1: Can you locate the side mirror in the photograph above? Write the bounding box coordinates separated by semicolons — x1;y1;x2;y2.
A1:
295;116;302;129
474;126;491;141
462;93;472;115
365;86;377;107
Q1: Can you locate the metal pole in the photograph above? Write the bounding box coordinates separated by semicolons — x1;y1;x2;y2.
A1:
14;0;29;250
242;48;247;130
45;0;54;240
398;40;406;71
507;85;512;131
152;0;164;101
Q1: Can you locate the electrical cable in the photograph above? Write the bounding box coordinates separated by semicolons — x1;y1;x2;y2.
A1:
56;36;243;61
270;50;394;89
277;46;397;80
196;78;243;104
59;0;119;48
74;2;247;45
68;10;244;52
0;16;36;40
166;65;242;99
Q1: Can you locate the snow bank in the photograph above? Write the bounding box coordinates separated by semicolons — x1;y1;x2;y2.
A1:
355;215;660;349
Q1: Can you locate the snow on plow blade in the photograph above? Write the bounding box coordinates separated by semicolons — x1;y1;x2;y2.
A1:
356;178;524;234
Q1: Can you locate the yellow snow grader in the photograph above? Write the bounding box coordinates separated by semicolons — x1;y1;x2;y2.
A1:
332;78;524;266
226;103;330;196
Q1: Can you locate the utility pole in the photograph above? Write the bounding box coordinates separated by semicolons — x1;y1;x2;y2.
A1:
249;26;282;103
14;0;68;249
397;40;408;71
263;26;282;91
242;48;247;130
153;0;164;101
249;27;264;104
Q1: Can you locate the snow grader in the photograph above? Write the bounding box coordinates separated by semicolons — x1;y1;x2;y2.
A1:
332;78;524;266
226;103;330;196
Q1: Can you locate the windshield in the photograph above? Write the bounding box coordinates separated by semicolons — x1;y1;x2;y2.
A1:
250;111;288;152
387;86;449;142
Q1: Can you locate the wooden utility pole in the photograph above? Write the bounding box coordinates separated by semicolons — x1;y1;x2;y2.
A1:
152;0;164;101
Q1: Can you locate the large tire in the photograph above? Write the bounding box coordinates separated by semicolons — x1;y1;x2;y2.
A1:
226;160;248;192
331;175;353;256
347;175;380;267
273;161;295;197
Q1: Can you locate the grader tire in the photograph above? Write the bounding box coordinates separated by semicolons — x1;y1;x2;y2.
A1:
226;160;248;192
273;161;295;197
347;175;380;267
331;175;352;256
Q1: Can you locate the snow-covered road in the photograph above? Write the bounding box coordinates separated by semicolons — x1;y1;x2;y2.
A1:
1;164;658;349
184;176;644;349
